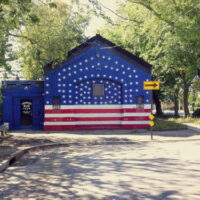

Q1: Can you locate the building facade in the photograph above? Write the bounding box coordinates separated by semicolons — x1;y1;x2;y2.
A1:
1;35;152;131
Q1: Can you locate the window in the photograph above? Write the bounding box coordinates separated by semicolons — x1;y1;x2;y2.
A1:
52;96;61;110
136;96;144;109
93;84;104;97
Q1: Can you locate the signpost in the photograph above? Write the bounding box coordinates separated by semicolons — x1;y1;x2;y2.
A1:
144;81;160;140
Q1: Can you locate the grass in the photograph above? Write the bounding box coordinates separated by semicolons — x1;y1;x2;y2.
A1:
153;118;187;131
168;117;200;125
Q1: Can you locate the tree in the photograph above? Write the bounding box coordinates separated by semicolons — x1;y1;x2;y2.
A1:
16;1;89;79
96;0;200;117
0;0;33;71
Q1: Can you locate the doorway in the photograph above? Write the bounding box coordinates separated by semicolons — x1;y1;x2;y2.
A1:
20;99;33;126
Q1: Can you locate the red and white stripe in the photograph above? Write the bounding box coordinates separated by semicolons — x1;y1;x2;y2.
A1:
44;104;151;130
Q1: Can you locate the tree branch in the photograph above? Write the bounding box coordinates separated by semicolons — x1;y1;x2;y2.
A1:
126;0;174;25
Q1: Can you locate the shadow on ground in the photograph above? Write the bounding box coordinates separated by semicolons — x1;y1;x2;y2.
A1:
1;142;200;200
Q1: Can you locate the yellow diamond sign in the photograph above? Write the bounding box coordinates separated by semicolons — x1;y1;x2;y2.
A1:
149;115;155;120
149;121;155;127
144;81;160;90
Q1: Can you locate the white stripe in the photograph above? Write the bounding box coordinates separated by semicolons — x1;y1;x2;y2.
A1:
45;104;151;110
45;113;151;118
44;121;150;125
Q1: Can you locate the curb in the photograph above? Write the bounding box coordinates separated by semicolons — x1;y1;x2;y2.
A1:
184;123;200;132
0;141;143;173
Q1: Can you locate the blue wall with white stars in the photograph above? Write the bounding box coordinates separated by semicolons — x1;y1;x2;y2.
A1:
44;44;151;105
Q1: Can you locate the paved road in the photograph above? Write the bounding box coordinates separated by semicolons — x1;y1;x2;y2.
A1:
1;138;200;200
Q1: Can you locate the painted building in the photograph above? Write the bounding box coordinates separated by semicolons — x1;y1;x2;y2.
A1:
1;35;152;131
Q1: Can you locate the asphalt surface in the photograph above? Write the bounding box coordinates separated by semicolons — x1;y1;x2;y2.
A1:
1;134;200;200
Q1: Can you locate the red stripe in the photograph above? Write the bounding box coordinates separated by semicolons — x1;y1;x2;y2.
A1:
44;116;149;122
44;124;150;131
45;109;151;114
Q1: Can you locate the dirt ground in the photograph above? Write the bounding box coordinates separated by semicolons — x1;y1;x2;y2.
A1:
1;139;200;200
0;128;199;163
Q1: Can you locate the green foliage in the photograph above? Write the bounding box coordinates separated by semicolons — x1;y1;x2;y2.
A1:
98;0;200;116
17;1;89;79
0;0;33;70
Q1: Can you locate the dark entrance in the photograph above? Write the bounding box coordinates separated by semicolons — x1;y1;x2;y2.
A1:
20;99;32;126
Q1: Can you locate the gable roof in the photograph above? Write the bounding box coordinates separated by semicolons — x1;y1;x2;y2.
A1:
44;34;152;74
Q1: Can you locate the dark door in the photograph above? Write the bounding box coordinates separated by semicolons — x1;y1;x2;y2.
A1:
20;99;32;126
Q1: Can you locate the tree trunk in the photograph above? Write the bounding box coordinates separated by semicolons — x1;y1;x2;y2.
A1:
174;98;179;117
183;82;190;117
153;91;163;116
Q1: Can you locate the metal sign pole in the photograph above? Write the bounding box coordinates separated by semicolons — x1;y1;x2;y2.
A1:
151;90;153;140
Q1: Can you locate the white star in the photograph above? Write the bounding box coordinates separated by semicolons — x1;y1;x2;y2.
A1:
146;99;149;102
109;75;112;78
68;67;71;70
103;74;106;77
74;65;77;68
79;77;82;81
116;68;119;71
122;71;125;74
115;61;118;64
85;59;88;63
97;63;100;66
63;69;66;72
79;69;83;72
46;77;49;80
90;57;94;60
58;78;61;81
68;73;71;76
127;67;131;70
46;91;49;94
84;75;87;79
62;90;65;93
133;70;136;73
79;62;82;65
69;84;72;87
63;100;66;103
146;91;149;94
136;82;139;85
130;82;133;85
46;84;49;87
58;89;61;93
108;57;111;60
58;84;61;87
46;101;49;104
58;73;61;76
102;55;106;59
74;71;77;74
63;84;66;87
97;74;100;77
63;76;66;79
69;100;72;103
91;74;94;77
130;89;133;92
135;89;139;92
111;67;114;70
62;95;66;98
104;65;108;68
135;75;138;78
129;75;132;78
73;80;77;83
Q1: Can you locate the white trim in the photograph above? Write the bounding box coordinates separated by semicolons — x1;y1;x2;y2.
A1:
45;113;151;118
44;121;150;125
45;104;151;110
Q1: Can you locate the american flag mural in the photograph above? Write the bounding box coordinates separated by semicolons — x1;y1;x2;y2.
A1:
44;35;152;130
